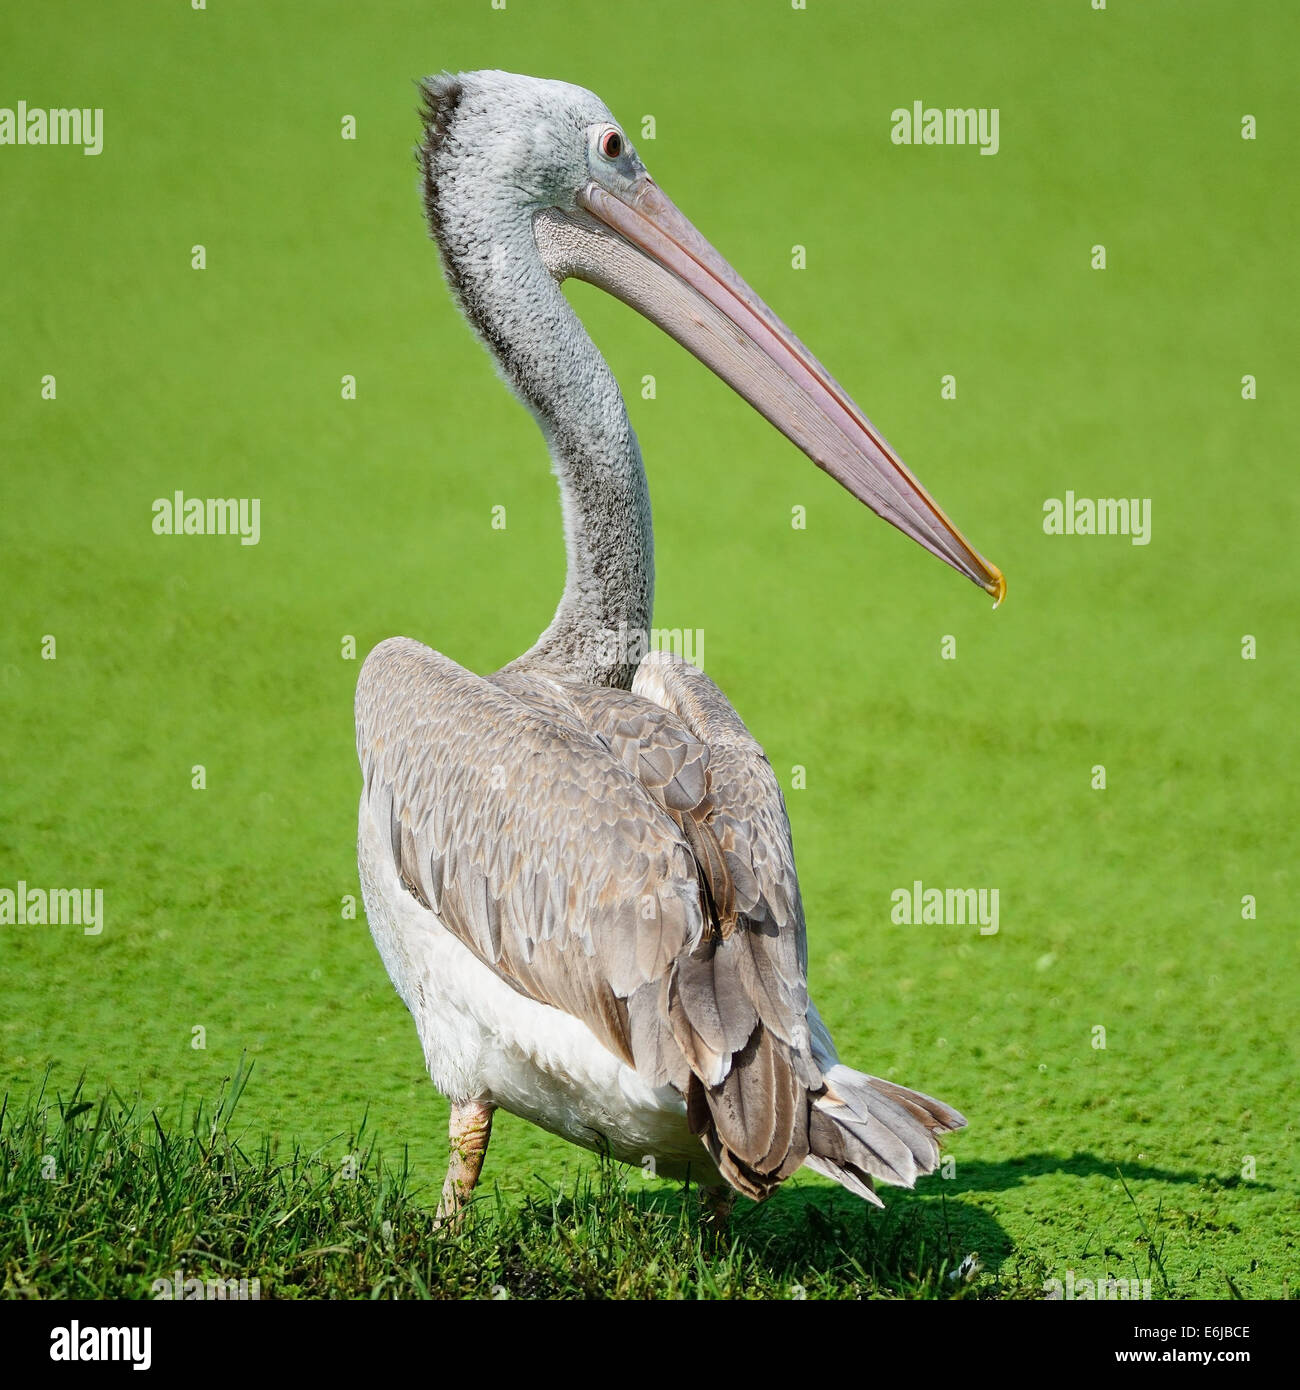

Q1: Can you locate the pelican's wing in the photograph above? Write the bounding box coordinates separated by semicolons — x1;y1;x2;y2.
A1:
633;651;815;995
566;653;825;1194
358;638;954;1201
356;637;708;1070
551;672;813;1052
631;651;967;1198
358;637;833;1196
630;649;809;986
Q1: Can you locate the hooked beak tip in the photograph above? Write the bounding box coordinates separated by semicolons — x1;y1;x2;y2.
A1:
986;566;1007;609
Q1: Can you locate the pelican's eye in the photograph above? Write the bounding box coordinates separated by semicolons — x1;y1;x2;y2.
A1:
599;128;624;160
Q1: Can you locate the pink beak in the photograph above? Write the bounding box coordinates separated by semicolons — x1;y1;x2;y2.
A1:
534;174;1005;604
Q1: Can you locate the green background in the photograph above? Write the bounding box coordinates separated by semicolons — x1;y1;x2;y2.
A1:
1;0;1296;1297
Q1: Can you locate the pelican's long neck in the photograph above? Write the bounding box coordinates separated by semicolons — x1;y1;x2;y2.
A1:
435;212;654;690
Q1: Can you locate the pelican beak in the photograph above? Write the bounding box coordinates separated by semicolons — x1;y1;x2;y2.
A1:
549;177;1004;603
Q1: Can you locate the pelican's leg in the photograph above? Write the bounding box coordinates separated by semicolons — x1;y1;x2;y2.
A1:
435;1098;495;1227
699;1183;736;1236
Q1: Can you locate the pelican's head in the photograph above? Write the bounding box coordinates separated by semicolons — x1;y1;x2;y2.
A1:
419;69;644;218
419;69;1004;603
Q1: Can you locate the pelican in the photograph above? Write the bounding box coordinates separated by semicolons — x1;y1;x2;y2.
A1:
356;70;1004;1224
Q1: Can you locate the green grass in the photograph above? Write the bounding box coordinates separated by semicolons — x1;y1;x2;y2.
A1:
2;0;1298;1299
1;1065;1273;1300
1;1063;1004;1300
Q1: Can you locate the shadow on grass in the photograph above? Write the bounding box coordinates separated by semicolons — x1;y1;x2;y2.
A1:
618;1147;1251;1296
479;1163;998;1299
946;1151;1269;1194
494;1161;1024;1297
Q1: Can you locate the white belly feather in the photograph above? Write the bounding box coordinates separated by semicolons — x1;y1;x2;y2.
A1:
358;801;718;1180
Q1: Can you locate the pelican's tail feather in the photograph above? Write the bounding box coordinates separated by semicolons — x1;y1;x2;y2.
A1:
686;1025;811;1203
801;1063;966;1205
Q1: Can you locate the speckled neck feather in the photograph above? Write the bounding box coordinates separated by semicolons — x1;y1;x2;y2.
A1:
419;75;653;690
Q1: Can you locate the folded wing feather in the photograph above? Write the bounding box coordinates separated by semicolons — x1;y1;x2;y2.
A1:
356;637;829;1196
